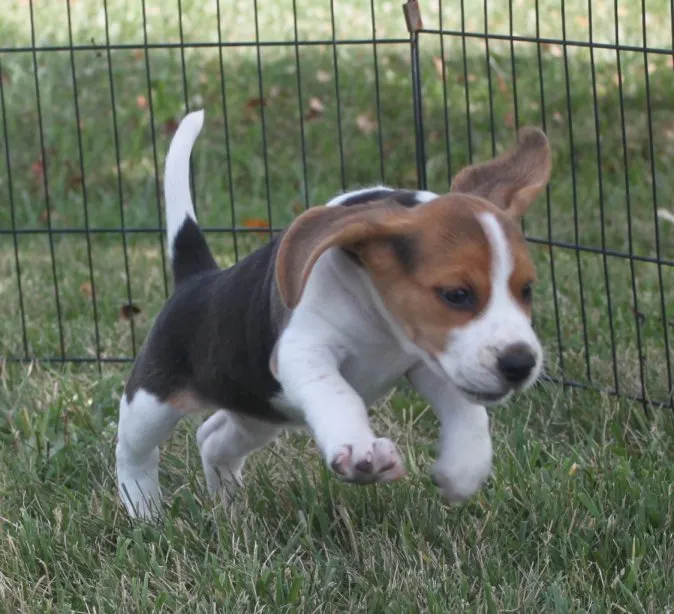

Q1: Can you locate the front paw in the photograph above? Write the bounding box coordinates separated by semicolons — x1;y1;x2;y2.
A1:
431;453;492;504
330;438;406;484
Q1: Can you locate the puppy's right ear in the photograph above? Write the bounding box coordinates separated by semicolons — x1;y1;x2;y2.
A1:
275;202;412;309
451;126;552;218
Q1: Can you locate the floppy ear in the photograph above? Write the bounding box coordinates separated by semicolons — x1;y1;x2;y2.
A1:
275;201;413;309
450;126;552;217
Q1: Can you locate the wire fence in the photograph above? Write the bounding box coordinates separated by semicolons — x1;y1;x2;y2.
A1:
0;0;672;409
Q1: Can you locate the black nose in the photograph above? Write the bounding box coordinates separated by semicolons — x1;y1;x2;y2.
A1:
498;344;537;385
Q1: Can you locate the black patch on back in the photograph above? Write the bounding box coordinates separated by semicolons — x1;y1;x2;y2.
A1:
338;189;426;209
389;233;419;273
126;236;289;423
172;218;218;285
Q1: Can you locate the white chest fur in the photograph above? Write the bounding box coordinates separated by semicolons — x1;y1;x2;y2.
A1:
271;248;420;423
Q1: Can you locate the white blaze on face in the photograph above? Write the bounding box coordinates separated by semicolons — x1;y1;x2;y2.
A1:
437;212;543;402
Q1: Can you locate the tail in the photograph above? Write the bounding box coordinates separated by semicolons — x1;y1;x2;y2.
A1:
164;109;218;286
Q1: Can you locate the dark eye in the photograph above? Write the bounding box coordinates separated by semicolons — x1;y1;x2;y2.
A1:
436;287;476;310
522;282;533;303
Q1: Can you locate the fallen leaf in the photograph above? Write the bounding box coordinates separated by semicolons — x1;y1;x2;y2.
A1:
243;217;270;237
31;158;45;181
39;209;60;224
305;96;325;121
119;304;142;321
291;202;304;215
162;118;178;136
632;307;646;325
547;45;563;58
136;94;148;109
568;462;579;476
432;56;445;79
67;172;83;190
356;113;377;135
245;97;266;109
316;69;331;83
80;282;93;298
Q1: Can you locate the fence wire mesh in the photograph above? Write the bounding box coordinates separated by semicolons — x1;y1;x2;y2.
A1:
0;0;672;408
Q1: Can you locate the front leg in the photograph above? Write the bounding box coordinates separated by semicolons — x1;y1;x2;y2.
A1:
407;363;493;502
276;336;406;484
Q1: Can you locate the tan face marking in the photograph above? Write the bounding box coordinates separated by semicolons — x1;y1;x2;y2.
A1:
355;195;535;356
500;214;537;318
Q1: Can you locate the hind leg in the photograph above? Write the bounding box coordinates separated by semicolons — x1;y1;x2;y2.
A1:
197;410;280;502
116;389;183;519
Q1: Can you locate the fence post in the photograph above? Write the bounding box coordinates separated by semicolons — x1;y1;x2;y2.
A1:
403;0;427;191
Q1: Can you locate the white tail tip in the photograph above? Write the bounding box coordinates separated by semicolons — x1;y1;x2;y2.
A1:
164;109;206;258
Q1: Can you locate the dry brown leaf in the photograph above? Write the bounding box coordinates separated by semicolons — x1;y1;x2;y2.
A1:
243;217;270;237
309;97;325;113
119;304;142;321
39;209;60;224
291;201;305;215
432;56;444;79
245;97;266;109
356;113;377;135
67;171;83;191
80;282;93;298
31;158;44;181
632;307;646;325
547;45;563;58
305;96;325;121
162;118;178;136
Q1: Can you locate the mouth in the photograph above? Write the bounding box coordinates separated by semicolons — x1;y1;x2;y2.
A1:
455;385;512;405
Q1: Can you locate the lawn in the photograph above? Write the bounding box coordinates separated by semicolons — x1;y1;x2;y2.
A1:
0;0;673;611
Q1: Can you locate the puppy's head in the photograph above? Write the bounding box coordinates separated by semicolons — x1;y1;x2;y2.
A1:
276;127;551;405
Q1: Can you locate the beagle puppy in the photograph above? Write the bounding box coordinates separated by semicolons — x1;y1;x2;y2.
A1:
116;110;551;519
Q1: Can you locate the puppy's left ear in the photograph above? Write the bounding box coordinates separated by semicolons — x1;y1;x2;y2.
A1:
450;127;551;218
275;201;412;309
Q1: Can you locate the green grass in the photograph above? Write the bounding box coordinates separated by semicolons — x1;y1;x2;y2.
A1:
1;366;673;612
1;0;673;611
